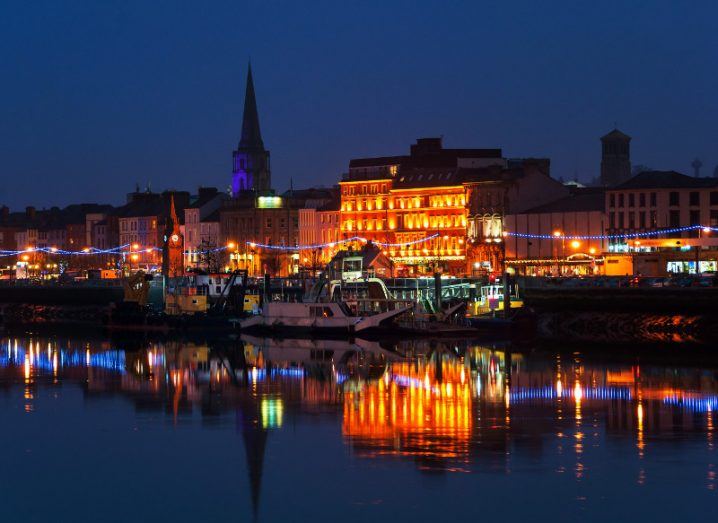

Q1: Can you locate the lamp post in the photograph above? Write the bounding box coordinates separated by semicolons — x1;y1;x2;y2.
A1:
697;227;710;274
552;230;563;276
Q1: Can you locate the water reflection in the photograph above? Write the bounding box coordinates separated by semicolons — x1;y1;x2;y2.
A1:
1;335;717;516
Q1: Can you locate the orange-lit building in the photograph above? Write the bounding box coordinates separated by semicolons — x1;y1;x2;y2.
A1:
340;138;562;276
340;138;503;275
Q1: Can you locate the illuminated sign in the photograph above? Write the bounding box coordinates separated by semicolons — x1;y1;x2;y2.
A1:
257;196;283;209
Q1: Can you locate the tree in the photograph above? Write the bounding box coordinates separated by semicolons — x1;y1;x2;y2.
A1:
197;240;221;273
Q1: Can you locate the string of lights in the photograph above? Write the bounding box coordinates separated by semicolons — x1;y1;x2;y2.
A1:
2;224;715;259
245;233;441;251
503;224;717;241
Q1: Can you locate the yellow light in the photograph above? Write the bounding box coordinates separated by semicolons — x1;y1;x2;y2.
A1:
131;254;139;261
227;241;236;250
50;246;58;252
82;247;90;253
702;227;711;234
145;248;153;253
570;240;581;249
131;243;140;250
21;255;29;261
26;246;34;251
553;230;562;237
589;247;596;254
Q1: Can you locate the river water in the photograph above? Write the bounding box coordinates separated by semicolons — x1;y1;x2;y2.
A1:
0;334;715;522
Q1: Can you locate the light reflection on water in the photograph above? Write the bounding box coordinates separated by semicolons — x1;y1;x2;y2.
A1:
1;335;717;521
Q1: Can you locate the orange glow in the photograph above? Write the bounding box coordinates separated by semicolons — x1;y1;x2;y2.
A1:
131;243;140;250
342;357;472;463
131;254;139;261
553;230;562;237
227;241;236;250
570;240;581;250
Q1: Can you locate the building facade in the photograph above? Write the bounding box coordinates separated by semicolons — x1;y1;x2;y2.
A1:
504;188;607;276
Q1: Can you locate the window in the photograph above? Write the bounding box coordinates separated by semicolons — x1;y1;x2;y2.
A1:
639;193;646;207
650;192;657;207
711;192;718;206
669;192;679;206
265;217;272;228
669;210;680;227
618;194;624;207
609;213;615;228
628;213;635;228
690;210;700;224
639;211;646;228
650;210;657;227
609;194;615;207
689;191;700;206
628;193;635;207
711;210;718;227
618;213;625;228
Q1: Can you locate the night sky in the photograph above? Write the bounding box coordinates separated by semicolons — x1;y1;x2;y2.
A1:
1;0;717;209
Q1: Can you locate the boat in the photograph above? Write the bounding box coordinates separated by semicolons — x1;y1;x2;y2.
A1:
239;275;413;336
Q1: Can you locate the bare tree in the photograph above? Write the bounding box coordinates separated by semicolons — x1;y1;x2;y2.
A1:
197;240;221;273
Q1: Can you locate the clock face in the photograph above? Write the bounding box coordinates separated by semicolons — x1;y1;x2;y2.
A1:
171;234;180;243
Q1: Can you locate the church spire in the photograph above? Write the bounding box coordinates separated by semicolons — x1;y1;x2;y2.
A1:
239;63;264;150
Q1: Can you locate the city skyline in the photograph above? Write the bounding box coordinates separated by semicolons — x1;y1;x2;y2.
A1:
2;0;718;209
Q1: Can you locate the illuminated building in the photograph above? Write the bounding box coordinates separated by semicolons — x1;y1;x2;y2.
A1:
232;64;271;195
341;138;561;275
341;138;502;275
183;187;227;270
465;158;565;274
298;192;341;272
221;65;337;276
117;190;190;269
503;187;607;276
605;170;718;275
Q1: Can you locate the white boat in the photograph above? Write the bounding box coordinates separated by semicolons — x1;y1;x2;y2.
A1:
239;298;412;334
239;277;412;335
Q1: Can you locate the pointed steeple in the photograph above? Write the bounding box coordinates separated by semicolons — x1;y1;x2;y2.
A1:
239;63;264;150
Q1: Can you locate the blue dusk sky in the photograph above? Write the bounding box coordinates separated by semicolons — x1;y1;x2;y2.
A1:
1;0;717;208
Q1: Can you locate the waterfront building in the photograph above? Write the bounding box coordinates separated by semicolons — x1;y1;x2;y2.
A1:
221;65;337;276
504;187;607;276
605;170;718;275
600;128;631;186
221;188;336;276
341;138;503;276
117;190;190;269
297;188;341;272
341;138;563;276
183;187;227;269
464;159;567;275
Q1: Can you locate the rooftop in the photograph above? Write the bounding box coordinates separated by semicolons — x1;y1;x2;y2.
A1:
611;171;718;190
523;188;606;214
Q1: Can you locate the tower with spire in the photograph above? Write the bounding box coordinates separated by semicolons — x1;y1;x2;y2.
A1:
232;64;271;196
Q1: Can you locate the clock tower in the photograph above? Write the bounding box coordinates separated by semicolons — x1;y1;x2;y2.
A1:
162;195;184;277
